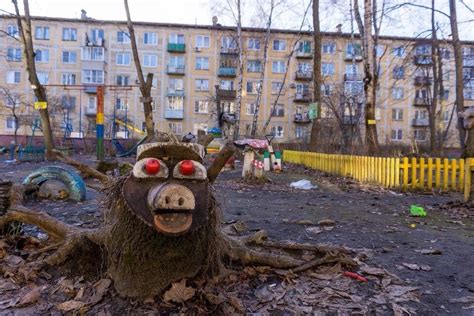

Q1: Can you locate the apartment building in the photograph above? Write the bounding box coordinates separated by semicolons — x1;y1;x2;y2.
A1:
1;15;473;147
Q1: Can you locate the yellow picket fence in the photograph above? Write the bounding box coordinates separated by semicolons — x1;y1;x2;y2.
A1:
283;150;474;201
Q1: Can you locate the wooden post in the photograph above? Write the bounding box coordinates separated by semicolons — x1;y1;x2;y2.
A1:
464;158;473;202
242;149;255;179
96;86;105;161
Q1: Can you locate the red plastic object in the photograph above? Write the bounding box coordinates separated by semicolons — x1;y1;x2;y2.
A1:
145;158;160;175
180;160;195;176
343;271;368;282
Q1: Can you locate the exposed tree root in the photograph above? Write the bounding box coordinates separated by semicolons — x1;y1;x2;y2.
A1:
53;150;110;184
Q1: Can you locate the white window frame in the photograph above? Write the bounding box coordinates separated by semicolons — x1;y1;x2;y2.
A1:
116;75;130;86
391;87;404;100
195;57;209;70
61;73;76;85
81;47;104;61
391;129;403;141
117;31;131;43
34;26;50;40
6;117;18;130
169;34;185;44
116;53;131;66
194;100;209;114
62;28;77;41
273;39;286;51
62;51;77;64
272;60;286;73
195;79;209;91
6;71;21;84
246;103;256;115
322;42;336;54
271;125;284;138
196;35;210;48
143;54;158;67
247;60;262;73
391;108;403;121
322;62;334;76
35;49;49;63
143;32;158;45
37;72;49;85
248;38;261;50
82;70;104;84
6;48;22;62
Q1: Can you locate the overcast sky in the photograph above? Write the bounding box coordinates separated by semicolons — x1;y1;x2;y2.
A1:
1;0;473;40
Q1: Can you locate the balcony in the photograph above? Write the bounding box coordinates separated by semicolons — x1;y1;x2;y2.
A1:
84;86;98;94
85;107;97;116
167;65;185;75
414;76;432;86
296;50;312;59
167;43;186;53
344;73;363;81
294;92;311;102
165;109;184;119
84;37;104;47
218;67;237;77
412;118;430;127
414;55;433;65
294;113;311;123
166;88;185;97
295;71;313;81
217;89;236;99
414;97;429;106
344;54;363;62
220;47;239;54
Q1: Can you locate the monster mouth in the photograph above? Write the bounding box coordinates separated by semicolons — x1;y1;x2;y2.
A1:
152;209;193;235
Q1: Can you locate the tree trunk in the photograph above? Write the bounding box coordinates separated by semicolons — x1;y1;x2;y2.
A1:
250;1;274;137
449;0;474;157
308;0;322;151
429;0;440;155
233;0;244;140
124;0;155;139
13;0;55;159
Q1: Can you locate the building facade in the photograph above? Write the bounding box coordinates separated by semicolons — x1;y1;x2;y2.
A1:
1;15;473;147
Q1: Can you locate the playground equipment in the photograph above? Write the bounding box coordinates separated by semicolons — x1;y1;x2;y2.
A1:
113;135;148;157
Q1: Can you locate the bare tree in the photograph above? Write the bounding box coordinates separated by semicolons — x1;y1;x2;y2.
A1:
12;0;55;158
124;0;155;139
353;0;379;154
449;0;474;157
308;0;322;150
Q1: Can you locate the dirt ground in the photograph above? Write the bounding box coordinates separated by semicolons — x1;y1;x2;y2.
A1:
0;154;473;314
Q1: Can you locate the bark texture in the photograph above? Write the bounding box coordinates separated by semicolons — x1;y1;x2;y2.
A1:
309;0;322;151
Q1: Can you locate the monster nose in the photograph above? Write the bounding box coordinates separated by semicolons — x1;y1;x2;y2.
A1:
147;183;195;211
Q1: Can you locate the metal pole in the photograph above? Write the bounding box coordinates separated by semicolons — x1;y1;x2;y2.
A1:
96;86;105;160
215;84;221;127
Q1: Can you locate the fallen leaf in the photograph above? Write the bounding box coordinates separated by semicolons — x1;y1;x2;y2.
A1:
87;278;112;305
402;263;420;270
449;296;474;304
163;279;195;303
227;296;245;313
57;300;87;312
306;226;323;234
74;287;85;301
414;249;442;255
17;287;41;306
360;266;386;277
205;292;226;305
420;265;432;271
4;255;24;267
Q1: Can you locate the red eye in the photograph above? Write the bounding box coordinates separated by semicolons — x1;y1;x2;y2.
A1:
145;158;160;175
179;160;195;176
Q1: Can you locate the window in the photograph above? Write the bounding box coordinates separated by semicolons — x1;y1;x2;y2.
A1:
393;46;405;57
7;25;19;38
6;48;21;62
415;110;428;120
298;62;311;73
345;64;359;75
271;125;284;138
117;31;130;43
116;75;130;86
295;126;308;139
391;129;403;141
169;34;185;44
440;89;449;100
37;72;49;84
82;47;104;61
464;87;474;100
115;98;128;110
222;101;235;114
393;66;405;79
321;84;332;96
89;29;105;44
62;51;77;64
247;60;262;72
196;35;210;48
296;83;310;95
246;103;256;115
35;49;49;62
5;94;20;107
392;109;403;121
322;42;336;54
82;70;104;84
34;26;50;40
296;41;311;53
464;67;474;79
143;54;158;67
414;130;426;141
6;71;20;84
272;82;283;94
272;104;285;117
272;61;286;73
168;78;183;91
194;100;209;113
344;81;363;95
6;117;18;130
61;95;76;109
322;63;335;76
416;44;431;55
195;57;209;70
375;45;385;57
392;87;404;100
441;48;450;59
246;81;260;94
168;122;183;134
116;53;131;65
195;79;209;91
346;43;361;57
221;37;237;50
168;56;184;68
273;39;286;51
62;28;77;41
143;32;158;45
61;73;76;85
220;80;234;90
167;96;184;110
248;38;260;50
